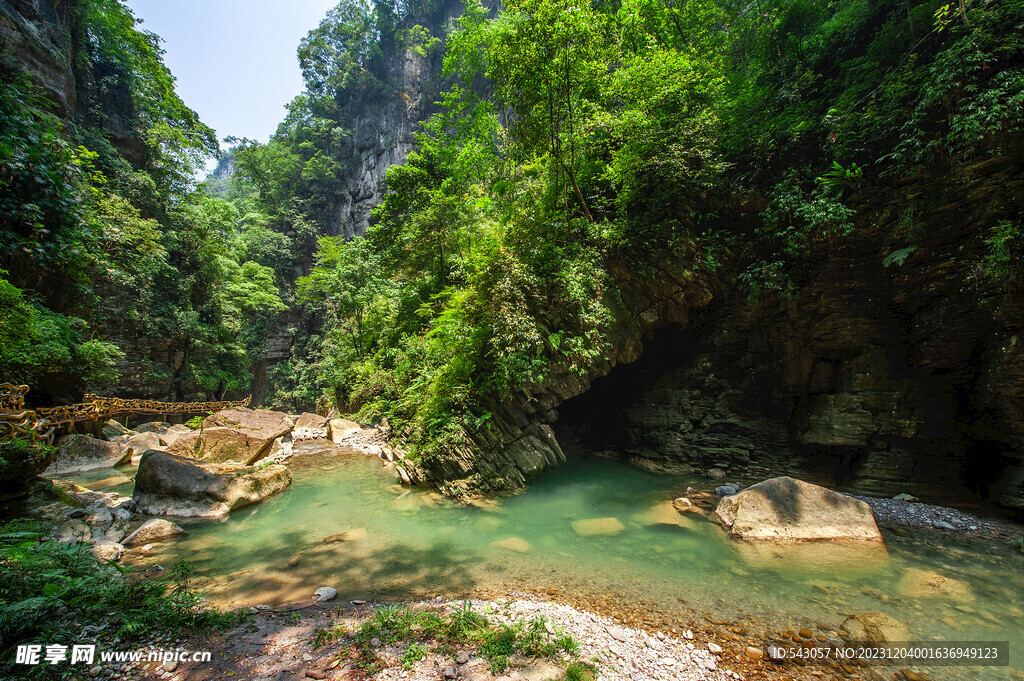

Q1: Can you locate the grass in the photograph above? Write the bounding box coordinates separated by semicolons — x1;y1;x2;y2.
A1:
314;601;591;677
0;518;242;679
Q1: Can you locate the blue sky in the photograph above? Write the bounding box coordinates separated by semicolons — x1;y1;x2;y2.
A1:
126;0;338;147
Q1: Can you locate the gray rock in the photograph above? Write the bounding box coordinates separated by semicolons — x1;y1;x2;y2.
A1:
169;408;293;465
126;432;163;462
133;451;292;517
714;476;883;542
932;520;956;530
102;420;132;441
87;508;113;527
893;493;919;502
160;424;192;447
135;422;170;435
443;666;458;679
707;468;727;480
314;586;338;602
456;650;470;664
122;519;184;547
45;435;130;475
715;485;738;496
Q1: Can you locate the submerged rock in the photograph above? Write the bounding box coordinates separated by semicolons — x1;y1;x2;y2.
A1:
571;517;625;536
840;611;909;646
491;537;531;553
897;568;974;601
672;497;702;514
44;435;130;475
169;407;293;465
133;450;292;517
323;528;368;543
714;476;882;542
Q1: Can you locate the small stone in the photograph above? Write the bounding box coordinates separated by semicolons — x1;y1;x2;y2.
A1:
606;625;629;642
351;600;366;605
799;627;814;639
893;493;919;502
370;637;381;648
707;468;727;480
162;661;178;672
660;657;676;666
90;667;102;677
302;653;314;662
456;650;470;664
933;520;955;531
608;644;625;658
707;642;722;654
745;646;764;660
313;586;337;602
683;630;694;640
443;666;458;679
704;658;718;671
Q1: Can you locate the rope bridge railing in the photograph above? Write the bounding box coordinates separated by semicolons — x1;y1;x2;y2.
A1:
0;383;251;446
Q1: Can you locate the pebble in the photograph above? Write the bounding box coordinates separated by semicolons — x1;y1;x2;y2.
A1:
443;666;458;678
606;625;629;642
707;642;722;654
456;650;470;664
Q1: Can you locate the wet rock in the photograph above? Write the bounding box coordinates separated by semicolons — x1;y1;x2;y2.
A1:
491;537;531;553
714;476;883;542
323;528;368;543
707;468;727;480
45;435;130;475
314;586;337;602
897;568;974;601
133;451;292;517
169;407;293;465
571;517;625;536
672;497;701;514
715;485;739;496
123;519;184;547
840;611;909;645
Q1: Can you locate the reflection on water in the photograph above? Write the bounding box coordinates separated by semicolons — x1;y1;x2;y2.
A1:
72;445;1024;678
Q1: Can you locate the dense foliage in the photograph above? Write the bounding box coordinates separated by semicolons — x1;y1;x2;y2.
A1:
251;0;1023;463
0;518;237;678
0;0;286;401
2;0;1023;463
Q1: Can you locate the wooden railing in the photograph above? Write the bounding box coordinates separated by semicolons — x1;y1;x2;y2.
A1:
0;384;251;446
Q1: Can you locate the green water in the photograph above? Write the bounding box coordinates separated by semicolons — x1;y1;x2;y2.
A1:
74;444;1024;678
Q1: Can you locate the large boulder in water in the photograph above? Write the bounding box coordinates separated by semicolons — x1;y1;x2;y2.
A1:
714;476;882;542
44;435;130;475
168;407;292;465
133;450;292;517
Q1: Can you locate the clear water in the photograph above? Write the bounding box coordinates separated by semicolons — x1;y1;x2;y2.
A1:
71;444;1024;679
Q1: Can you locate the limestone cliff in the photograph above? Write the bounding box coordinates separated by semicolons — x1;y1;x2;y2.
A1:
0;0;76;114
397;143;1024;513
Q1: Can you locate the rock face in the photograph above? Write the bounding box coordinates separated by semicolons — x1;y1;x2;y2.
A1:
714;477;882;542
328;418;362;443
168;408;293;465
44;435;130;475
133;450;292;517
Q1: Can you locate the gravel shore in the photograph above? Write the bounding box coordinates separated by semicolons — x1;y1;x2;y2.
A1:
849;494;1022;539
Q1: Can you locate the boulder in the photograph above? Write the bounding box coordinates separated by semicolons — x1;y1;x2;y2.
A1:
133;451;292;517
840;611;909;646
292;413;329;441
160;424;192;447
571;517;625;536
91;541;125;562
715;485;739;496
122;518;184;547
169;407;292;465
126;432;163;459
102;420;132;441
714;476;882;542
329;418;362;443
633;500;691;527
314;586;337;602
134;422;170;435
44;435;130;475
